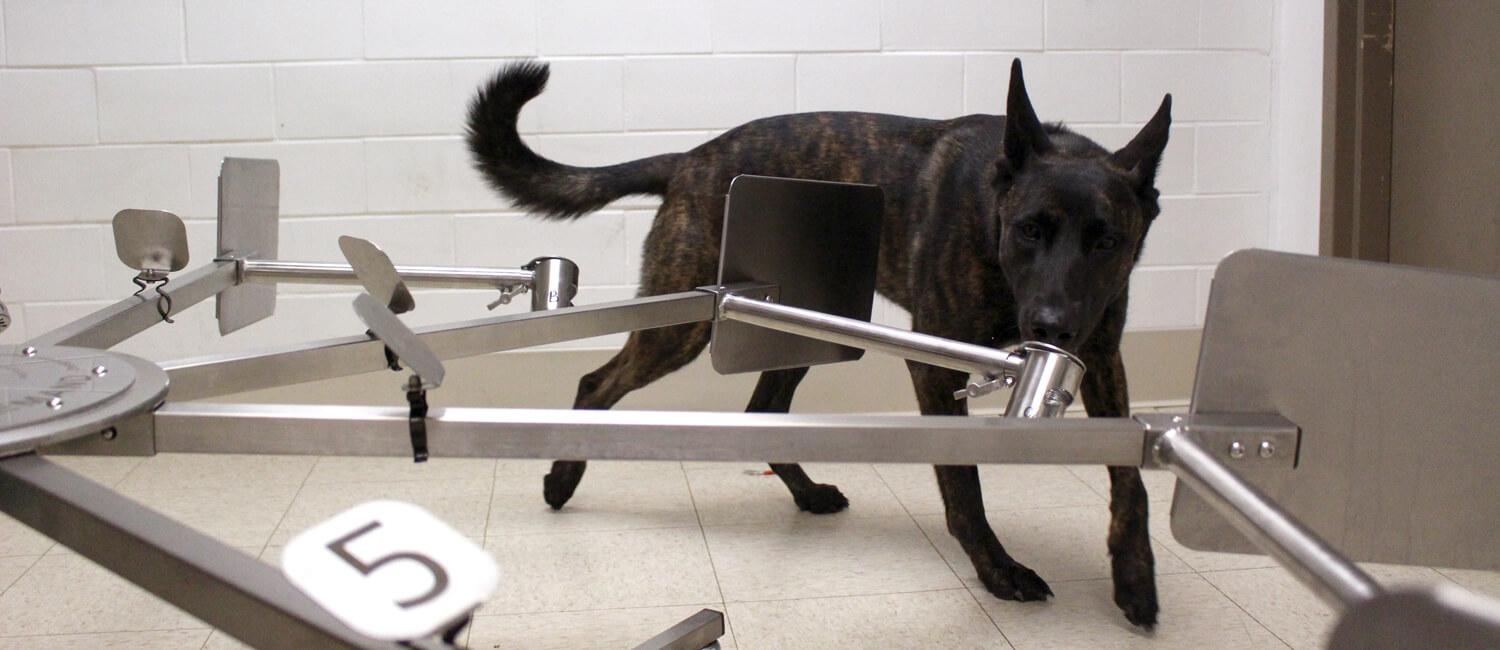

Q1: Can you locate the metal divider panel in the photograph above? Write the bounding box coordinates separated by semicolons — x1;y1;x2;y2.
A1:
216;158;280;335
710;175;884;374
1176;249;1500;570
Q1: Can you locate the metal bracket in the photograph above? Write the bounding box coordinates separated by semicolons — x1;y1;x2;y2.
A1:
699;282;781;320
1137;412;1301;470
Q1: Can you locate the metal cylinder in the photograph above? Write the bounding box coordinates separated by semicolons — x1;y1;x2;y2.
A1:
1153;427;1383;610
525;257;579;311
1004;342;1085;419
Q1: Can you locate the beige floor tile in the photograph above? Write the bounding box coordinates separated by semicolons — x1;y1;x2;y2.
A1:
874;464;1106;516
0;556;37;593
257;544;283;568
0;514;55;557
705;515;960;602
115;453;316;491
0;629;212;649
202;629;252;649
114;482;300;548
688;463;907;526
469;605;734;650
1064;465;1177;504
727;589;1011;649
1201;563;1451;650
1146;505;1279;573
490;461;698;534
41;455;144;487
269;477;493;544
1435;566;1500;599
481;527;719;614
914;507;1192;592
0;554;206;636
979;574;1287;650
305;456;497;484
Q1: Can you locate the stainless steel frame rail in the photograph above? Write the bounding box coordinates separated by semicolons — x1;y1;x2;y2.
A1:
8;244;1420;648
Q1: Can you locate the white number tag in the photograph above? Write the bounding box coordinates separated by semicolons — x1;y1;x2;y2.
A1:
282;500;500;641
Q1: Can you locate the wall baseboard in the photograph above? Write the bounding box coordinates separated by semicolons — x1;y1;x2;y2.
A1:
218;328;1201;415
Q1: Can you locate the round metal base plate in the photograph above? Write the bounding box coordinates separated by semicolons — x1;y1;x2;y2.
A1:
0;345;167;454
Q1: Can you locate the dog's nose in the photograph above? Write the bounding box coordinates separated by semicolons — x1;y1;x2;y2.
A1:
1026;307;1076;346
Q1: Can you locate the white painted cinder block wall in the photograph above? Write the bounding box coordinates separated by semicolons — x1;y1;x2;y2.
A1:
0;0;1321;365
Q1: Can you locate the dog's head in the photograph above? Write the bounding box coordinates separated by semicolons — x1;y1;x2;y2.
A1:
993;59;1171;351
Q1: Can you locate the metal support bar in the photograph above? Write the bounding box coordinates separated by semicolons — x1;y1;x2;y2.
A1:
26;261;239;349
243;260;533;290
162;291;716;401
716;292;1026;377
1148;423;1382;610
153;402;1150;465
631;609;725;650
0;453;398;650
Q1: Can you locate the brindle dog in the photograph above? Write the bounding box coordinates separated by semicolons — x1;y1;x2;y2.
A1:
466;59;1171;628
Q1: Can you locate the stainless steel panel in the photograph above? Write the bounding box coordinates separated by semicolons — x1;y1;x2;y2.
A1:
163;291;716;401
154;402;1149;466
1176;249;1500;570
339;237;414;314
112;209;189;273
216;158;280;335
711;175;884;374
352;294;444;387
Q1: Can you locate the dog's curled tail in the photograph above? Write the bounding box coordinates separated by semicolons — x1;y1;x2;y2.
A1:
466;61;679;219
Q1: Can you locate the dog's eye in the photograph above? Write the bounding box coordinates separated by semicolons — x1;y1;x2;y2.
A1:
1018;223;1041;241
1097;236;1119;251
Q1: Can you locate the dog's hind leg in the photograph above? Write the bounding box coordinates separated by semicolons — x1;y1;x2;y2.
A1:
543;321;712;509
1079;345;1159;629
910;360;1053;602
744;367;850;514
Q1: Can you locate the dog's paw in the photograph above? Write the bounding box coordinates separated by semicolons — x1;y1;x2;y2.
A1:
542;471;578;510
979;562;1053;602
1114;579;1159;630
792;483;849;514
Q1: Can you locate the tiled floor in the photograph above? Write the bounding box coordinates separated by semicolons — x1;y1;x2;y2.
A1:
0;411;1495;649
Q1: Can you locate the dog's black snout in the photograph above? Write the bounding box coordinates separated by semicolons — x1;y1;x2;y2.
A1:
1026;307;1077;345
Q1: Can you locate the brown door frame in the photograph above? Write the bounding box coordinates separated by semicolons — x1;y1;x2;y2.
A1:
1320;0;1395;262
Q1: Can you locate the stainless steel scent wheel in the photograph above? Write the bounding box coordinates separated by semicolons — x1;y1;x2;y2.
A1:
0;345;168;453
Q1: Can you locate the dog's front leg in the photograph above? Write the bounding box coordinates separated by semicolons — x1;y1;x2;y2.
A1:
909;360;1053;603
1079;347;1159;629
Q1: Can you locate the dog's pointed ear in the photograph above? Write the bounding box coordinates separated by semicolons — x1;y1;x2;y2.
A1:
1110;94;1172;192
999;59;1053;182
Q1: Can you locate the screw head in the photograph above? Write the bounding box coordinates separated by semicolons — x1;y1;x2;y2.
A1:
21;346;37;357
93;365;108;377
47;397;63;410
1229;441;1246;459
1259;441;1276;458
101;428;118;441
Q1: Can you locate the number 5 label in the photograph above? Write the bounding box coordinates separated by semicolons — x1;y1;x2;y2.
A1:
282;500;501;641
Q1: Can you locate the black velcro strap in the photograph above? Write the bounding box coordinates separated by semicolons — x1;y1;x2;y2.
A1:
406;376;429;463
